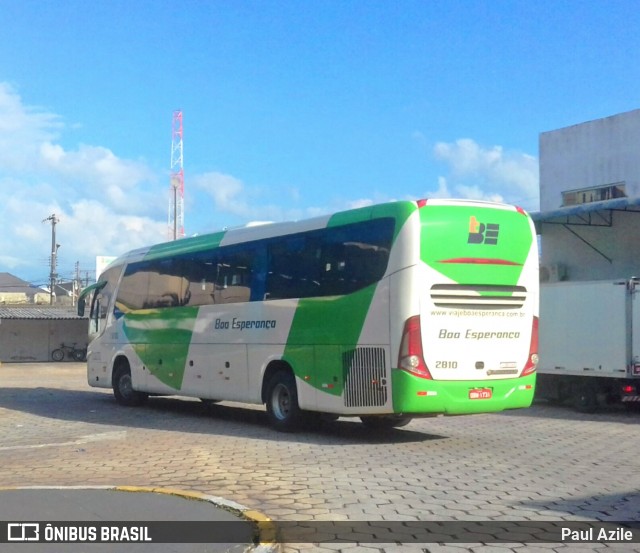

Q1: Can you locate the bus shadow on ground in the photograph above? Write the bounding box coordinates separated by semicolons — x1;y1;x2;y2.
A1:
0;387;446;445
497;400;640;425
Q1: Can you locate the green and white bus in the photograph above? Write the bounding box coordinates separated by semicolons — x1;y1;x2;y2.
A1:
79;199;538;431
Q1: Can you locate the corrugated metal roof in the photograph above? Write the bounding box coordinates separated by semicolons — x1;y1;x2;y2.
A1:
0;307;85;320
532;196;640;224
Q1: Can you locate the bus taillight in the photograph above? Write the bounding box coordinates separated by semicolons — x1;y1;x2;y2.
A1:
520;316;539;377
398;315;432;379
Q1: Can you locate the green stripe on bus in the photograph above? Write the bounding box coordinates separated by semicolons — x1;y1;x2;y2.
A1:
283;201;418;396
142;231;227;261
282;285;379;396
122;306;199;390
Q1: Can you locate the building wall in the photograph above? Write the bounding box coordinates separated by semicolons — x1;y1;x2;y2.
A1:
0;320;87;362
539;109;640;211
540;211;640;281
0;293;29;304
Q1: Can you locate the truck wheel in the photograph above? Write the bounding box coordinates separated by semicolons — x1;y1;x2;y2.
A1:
265;370;303;432
573;382;598;413
113;364;148;407
360;415;413;429
51;349;64;362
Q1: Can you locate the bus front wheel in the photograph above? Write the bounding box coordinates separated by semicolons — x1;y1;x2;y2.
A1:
265;371;303;432
113;364;148;407
360;414;413;429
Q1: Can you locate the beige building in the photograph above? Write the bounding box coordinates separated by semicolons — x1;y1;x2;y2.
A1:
0;273;50;304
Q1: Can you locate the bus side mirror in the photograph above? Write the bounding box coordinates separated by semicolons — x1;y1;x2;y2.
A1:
78;297;85;317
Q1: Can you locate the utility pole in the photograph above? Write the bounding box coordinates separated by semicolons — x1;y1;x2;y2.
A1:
43;214;59;305
73;261;80;307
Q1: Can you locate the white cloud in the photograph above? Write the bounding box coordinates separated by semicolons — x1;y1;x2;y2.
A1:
0;83;62;172
193;171;331;227
39;142;159;214
347;198;375;209
0;83;168;282
193;171;249;217
64;199;168;255
41;142;152;192
455;183;504;203
431;138;539;209
428;176;452;199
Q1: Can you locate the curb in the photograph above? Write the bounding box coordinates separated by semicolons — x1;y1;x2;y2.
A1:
0;485;280;552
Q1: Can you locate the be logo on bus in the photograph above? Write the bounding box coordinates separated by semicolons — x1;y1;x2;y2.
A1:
467;216;499;245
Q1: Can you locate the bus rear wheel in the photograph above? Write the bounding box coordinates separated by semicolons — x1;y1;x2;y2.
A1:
265;371;303;432
360;414;413;429
113;364;148;407
199;398;221;405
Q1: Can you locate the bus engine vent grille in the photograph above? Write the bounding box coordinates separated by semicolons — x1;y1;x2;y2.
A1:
430;284;527;310
343;347;387;407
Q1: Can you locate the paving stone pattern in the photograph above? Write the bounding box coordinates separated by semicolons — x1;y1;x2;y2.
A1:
0;364;638;553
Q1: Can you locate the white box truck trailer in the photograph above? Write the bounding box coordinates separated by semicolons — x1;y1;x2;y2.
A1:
533;199;640;412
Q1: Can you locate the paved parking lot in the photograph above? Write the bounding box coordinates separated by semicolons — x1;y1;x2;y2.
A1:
0;363;638;552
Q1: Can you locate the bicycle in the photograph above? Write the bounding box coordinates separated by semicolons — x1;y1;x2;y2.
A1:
51;342;87;362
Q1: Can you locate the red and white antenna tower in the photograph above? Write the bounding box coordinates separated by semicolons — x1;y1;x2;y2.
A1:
169;110;185;240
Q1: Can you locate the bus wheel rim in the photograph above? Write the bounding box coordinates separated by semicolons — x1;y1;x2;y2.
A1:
272;383;290;420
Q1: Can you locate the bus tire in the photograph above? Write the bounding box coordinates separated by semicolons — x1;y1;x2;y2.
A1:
265;370;303;432
200;398;221;408
199;397;222;407
360;414;413;429
113;364;148;407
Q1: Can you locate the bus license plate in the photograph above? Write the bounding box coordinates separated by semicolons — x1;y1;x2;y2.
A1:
469;388;492;400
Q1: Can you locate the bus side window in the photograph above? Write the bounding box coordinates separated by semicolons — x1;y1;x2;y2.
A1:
213;246;254;304
265;246;293;300
148;259;189;308
177;253;217;306
117;260;190;310
186;278;215;306
266;234;322;300
319;219;393;296
89;287;111;335
89;291;100;334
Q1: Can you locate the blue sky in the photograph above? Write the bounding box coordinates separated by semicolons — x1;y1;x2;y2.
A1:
1;0;639;285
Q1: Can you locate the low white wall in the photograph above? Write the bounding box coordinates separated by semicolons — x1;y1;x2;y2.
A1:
0;320;88;362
